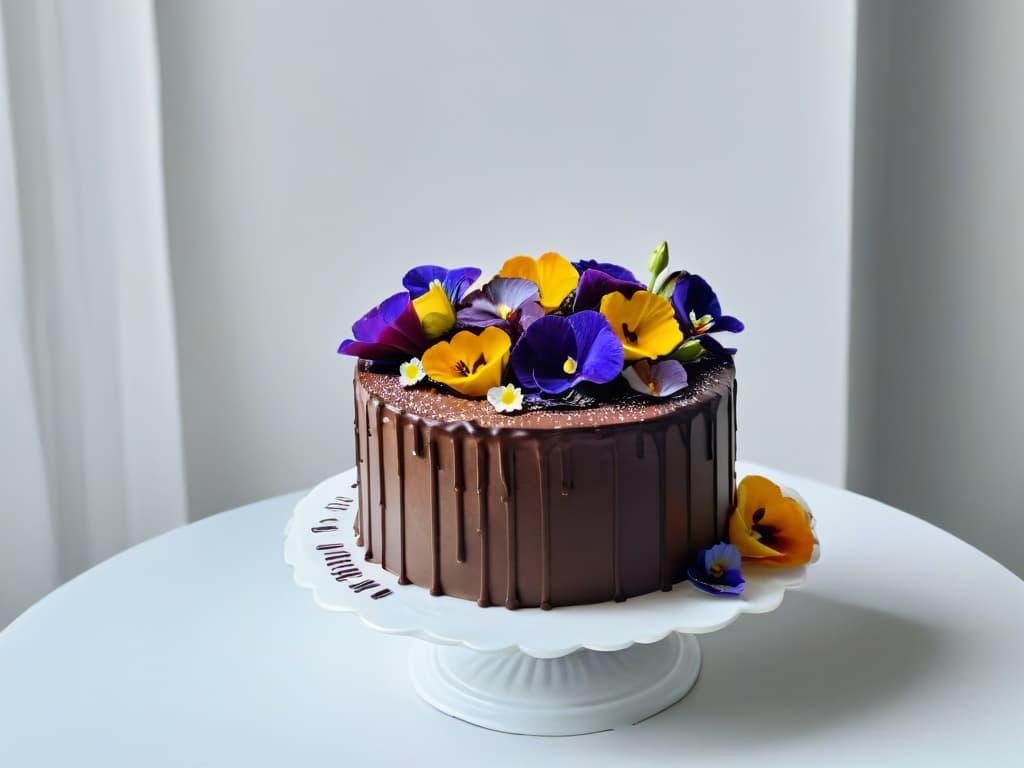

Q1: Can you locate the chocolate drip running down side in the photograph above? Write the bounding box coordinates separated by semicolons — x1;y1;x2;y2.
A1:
352;353;737;610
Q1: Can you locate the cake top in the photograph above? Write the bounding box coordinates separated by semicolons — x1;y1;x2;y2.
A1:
358;349;734;431
338;242;744;415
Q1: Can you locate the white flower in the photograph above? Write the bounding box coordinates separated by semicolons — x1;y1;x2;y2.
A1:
487;384;523;413
399;357;426;387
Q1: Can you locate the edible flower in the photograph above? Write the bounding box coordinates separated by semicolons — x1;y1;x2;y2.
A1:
511;311;624;394
688;542;745;596
399;357;426;387
672;274;744;342
457;277;544;335
402;265;481;303
622;359;689;398
729;475;817;567
337;292;429;362
599;290;683;361
487;384;524;413
498;252;579;311
573;259;639;283
572;268;644;312
420;326;511;397
412;281;457;339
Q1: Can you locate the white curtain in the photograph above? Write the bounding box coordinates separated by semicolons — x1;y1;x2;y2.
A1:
0;0;187;628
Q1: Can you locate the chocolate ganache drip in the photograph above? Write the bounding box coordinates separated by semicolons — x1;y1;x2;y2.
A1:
352;351;736;610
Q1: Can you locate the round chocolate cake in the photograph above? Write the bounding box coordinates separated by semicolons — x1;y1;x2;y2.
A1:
353;352;737;610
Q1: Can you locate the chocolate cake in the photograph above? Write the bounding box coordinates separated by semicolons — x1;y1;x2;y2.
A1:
353;351;737;610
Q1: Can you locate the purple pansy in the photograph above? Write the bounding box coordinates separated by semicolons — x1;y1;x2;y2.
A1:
402;265;482;303
337;291;429;362
573;259;639;284
622;359;689;398
688;542;745;597
511;311;624;394
457;277;544;334
572;268;645;312
671;274;745;340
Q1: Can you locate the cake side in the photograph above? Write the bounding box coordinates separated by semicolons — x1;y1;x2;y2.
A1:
353;357;737;609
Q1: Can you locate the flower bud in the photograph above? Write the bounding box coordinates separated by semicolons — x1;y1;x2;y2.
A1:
647;241;669;287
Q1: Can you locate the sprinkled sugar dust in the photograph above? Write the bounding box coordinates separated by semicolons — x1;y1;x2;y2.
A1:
358;355;734;432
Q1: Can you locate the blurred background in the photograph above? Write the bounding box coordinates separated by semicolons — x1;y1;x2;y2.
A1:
2;0;1021;628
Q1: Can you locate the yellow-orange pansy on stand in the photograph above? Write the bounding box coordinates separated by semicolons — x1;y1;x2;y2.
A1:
421;326;512;397
729;475;817;567
413;282;457;339
498;252;579;312
599;290;683;361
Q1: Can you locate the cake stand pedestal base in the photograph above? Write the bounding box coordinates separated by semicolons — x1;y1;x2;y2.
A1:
408;633;701;736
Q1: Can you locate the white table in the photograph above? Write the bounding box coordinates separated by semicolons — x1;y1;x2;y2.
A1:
2;463;1022;766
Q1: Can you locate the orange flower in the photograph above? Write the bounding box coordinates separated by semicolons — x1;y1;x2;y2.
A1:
728;475;816;567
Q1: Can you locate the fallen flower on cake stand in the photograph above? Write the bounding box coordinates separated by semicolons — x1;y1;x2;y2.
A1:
687;543;746;596
729;475;818;567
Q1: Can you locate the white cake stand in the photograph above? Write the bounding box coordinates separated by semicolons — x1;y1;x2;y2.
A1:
285;469;808;736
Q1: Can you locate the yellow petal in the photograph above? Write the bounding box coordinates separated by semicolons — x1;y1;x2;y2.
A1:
421;327;511;397
499;252;578;311
599;290;683;360
413;282;456;339
498;255;539;284
729;510;786;560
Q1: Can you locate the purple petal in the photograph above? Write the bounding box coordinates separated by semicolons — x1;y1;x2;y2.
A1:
649;360;688;397
573;269;644;312
487;277;540;309
517;301;544;331
568;310;624;385
696;334;735;356
339;291;430;361
374;300;428;356
457;279;544;332
713;315;745;334
403;265;482;301
510;315;577;393
337;339;408;361
457;294;505;327
445;267;483;301
687;566;745;596
402;266;448;299
351;291;410;341
573;259;638;283
673;274;723;321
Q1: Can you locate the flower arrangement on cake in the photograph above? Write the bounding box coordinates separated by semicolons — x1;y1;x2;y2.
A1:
338;243;744;413
339;242;818;601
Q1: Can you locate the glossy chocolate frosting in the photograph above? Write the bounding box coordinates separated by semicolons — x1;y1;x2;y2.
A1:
353;353;737;609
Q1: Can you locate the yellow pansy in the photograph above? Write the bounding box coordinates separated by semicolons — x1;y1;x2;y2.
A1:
413;281;457;339
498;252;579;311
728;475;817;567
421;326;511;397
599;290;683;361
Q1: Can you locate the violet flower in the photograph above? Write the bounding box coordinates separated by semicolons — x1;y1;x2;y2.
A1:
572;268;645;312
337;291;429;362
622;359;689;398
573;259;639;283
511;311;624;394
403;265;482;303
671;274;744;342
687;542;745;596
457;277;544;334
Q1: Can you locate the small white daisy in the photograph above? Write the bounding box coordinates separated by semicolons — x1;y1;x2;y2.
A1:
487;384;523;413
399;357;426;387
